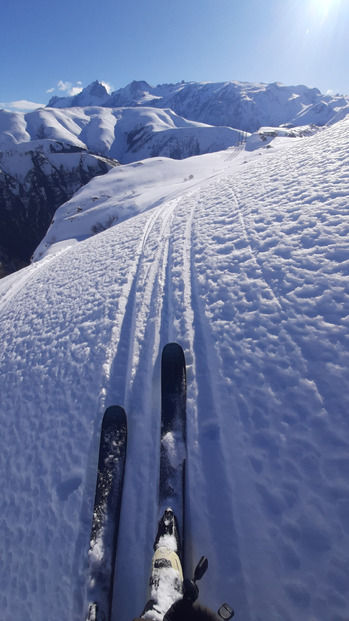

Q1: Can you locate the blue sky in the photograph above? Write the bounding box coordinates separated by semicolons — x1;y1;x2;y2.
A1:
1;0;348;110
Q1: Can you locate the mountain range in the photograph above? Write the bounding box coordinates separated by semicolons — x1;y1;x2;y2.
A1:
48;79;349;131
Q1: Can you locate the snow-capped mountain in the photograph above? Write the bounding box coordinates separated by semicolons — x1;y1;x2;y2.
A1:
49;79;349;131
48;80;111;109
0;114;348;621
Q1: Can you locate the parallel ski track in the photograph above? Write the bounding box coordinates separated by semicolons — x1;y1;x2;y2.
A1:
101;199;180;410
104;197;182;620
102;176;291;620
105;183;256;620
185;180;284;616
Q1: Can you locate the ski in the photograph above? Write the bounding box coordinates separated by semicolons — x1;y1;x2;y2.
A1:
159;343;187;560
85;406;127;621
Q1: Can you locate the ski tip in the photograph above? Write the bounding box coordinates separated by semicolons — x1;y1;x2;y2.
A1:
162;342;185;356
104;405;126;417
102;405;127;427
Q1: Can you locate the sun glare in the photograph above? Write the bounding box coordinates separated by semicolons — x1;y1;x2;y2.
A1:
305;0;344;33
310;0;339;17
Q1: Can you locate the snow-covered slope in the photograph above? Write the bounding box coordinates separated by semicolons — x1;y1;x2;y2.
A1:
0;117;348;621
32;149;244;260
0;106;242;162
49;79;349;132
32;126;319;261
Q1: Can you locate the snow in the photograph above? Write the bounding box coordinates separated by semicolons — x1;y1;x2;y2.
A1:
24;108;88;149
0;109;31;147
33;150;246;260
0;106;241;163
162;431;186;470
0;117;349;621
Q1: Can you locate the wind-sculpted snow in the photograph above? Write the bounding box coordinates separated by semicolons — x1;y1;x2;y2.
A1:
0;119;348;621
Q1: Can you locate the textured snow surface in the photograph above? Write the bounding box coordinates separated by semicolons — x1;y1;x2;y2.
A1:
0;119;349;621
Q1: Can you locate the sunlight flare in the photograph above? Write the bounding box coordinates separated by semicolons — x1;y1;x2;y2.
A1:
310;0;340;18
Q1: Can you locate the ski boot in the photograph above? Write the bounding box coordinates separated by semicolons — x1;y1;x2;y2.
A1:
142;509;183;620
154;508;181;555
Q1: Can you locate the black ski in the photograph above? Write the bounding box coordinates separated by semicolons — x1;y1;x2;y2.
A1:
86;406;127;621
159;343;187;560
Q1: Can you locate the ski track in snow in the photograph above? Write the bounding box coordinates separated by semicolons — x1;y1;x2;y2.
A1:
109;198;184;617
0;119;349;621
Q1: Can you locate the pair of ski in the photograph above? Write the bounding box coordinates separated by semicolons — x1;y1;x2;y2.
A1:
86;343;187;621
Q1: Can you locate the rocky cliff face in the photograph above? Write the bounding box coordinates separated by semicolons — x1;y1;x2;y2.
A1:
0;140;117;272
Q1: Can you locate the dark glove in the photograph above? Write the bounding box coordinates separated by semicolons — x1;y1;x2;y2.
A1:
183;578;199;602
